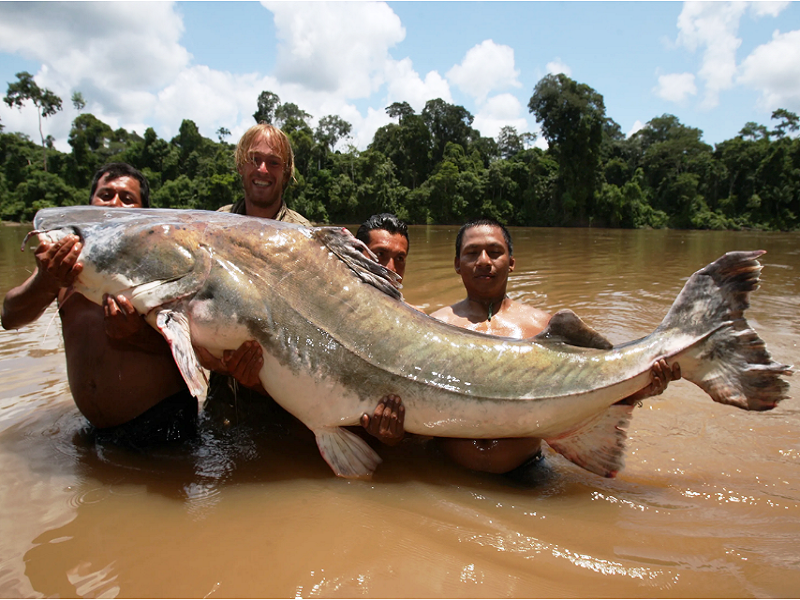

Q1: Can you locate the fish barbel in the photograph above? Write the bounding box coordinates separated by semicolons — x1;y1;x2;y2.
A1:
28;206;793;478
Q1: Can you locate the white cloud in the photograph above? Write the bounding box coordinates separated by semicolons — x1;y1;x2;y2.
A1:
0;2;190;150
673;1;792;110
446;40;521;103
0;1;526;156
738;29;800;112
654;72;698;103
0;2;189;101
627;120;645;138
545;58;572;77
154;67;279;141
749;1;790;18
351;106;394;150
676;1;747;109
384;58;452;112
266;1;404;99
472;94;533;140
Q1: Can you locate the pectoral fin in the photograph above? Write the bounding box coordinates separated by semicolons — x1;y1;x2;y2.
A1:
153;309;207;398
545;403;635;477
314;427;382;479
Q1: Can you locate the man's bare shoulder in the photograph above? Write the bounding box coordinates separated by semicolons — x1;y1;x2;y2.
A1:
430;301;466;325
507;299;551;321
500;300;552;337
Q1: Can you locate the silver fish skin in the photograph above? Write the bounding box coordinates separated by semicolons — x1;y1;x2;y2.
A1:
29;206;793;479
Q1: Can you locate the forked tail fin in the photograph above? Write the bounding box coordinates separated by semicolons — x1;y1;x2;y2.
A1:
658;250;792;411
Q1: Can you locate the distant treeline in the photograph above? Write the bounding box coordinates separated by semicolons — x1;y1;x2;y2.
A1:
1;72;798;230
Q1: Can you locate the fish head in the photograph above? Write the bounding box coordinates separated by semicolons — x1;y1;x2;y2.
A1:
32;206;210;313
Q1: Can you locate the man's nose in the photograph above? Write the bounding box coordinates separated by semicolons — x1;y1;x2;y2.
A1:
385;257;398;274
476;250;491;264
106;194;123;207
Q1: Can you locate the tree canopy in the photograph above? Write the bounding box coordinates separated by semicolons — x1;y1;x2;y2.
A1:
1;77;798;231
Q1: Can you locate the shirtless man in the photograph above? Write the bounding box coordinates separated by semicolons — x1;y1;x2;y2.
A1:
364;217;681;473
1;163;195;446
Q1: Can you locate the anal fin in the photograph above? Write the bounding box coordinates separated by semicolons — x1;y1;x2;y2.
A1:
545;403;635;478
315;427;382;479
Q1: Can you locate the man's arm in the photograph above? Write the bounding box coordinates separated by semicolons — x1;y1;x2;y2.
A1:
1;235;83;330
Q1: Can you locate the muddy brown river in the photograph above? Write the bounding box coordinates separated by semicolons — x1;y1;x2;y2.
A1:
0;222;798;598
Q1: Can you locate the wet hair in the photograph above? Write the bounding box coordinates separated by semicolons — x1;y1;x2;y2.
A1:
89;162;150;208
234;123;295;191
454;217;513;258
356;213;409;249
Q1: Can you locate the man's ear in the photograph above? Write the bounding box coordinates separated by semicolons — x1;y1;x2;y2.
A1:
454;256;461;274
508;256;515;273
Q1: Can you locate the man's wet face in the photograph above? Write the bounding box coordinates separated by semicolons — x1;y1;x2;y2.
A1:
90;174;143;208
238;136;285;211
455;225;515;298
366;229;409;280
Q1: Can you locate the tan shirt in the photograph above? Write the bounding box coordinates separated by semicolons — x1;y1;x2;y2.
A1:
217;198;312;226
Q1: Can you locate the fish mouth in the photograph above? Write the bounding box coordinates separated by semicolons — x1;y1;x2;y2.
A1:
21;226;81;251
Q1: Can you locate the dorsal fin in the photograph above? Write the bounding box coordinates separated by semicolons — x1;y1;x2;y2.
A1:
533;309;613;350
312;227;403;301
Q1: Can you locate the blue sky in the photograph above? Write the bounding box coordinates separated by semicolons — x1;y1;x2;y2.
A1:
1;1;798;155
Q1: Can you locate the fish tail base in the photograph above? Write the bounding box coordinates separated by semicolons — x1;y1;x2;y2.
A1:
659;250;793;411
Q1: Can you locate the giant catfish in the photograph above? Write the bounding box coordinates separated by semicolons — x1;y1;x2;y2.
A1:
27;207;793;478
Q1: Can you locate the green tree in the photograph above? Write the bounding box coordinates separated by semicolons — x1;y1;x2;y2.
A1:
315;115;352;154
254;91;280;124
420;143;485;224
71;91;86;112
497;126;528;160
421;98;477;164
528;73;606;225
67;113;109;188
386;101;415;121
4;72;63;171
275;102;312;131
628;114;713;226
739;121;771;142
216;127;231;143
771;109;799;139
371;104;432;189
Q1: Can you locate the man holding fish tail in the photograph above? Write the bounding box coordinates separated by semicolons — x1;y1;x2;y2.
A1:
2;163;196;447
363;218;681;476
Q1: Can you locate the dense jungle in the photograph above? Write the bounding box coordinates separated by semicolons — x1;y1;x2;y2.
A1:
1;72;798;230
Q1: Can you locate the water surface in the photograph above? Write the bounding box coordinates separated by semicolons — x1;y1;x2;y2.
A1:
1;222;798;597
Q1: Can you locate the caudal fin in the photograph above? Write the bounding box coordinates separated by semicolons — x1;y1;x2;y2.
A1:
658;250;792;411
